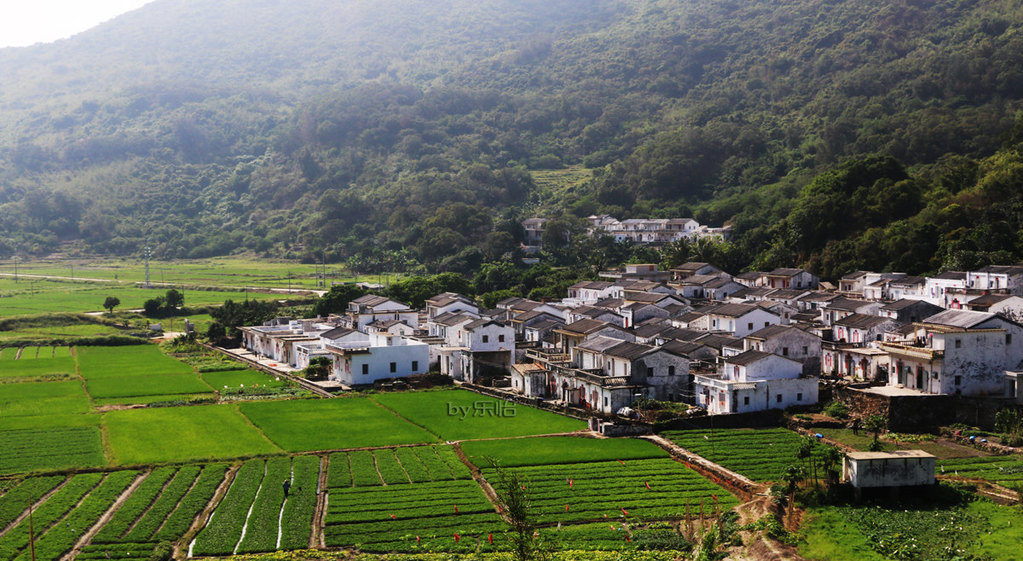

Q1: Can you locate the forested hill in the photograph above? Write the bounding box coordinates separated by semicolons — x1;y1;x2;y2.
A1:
1;0;1022;279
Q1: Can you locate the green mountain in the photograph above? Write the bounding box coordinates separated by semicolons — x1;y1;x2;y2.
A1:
1;0;1022;277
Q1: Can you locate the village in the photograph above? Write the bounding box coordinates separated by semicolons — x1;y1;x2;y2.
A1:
235;251;1023;426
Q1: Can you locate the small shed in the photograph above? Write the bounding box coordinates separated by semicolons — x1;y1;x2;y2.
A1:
843;450;936;489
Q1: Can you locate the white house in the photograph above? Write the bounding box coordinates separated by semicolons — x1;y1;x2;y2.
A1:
763;268;819;290
347;295;420;330
693;350;819;414
326;331;429;386
687;303;783;338
425;292;478;319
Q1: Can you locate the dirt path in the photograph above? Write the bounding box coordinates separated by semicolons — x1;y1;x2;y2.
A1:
61;471;149;561
641;434;763;500
312;455;329;549
0;477;71;539
451;442;509;523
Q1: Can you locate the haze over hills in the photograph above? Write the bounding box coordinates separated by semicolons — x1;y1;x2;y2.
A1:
1;0;1022;279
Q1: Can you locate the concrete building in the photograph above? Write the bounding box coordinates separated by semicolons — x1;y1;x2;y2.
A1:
692;350;819;414
843;451;936;489
326;331;430;386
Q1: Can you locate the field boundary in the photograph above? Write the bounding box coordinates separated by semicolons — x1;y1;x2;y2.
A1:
641;435;761;500
178;464;236;560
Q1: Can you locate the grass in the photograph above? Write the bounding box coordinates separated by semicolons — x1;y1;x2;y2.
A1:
238;397;438;451
104;404;281;464
76;345;196;378
0;380;92;417
0;353;76;378
800;491;1023;561
938;454;1023;484
461;437;668;468
371;389;585;440
85;373;214;399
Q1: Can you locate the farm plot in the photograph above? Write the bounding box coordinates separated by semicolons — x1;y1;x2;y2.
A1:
481;458;738;524
76;345;195;379
238;398;437;451
0;475;66;529
0;381;91;418
938;455;1023;485
76;345;213;402
83;465;220;561
323;479;505;553
104;405;280;465
461;436;668;468
661;428;825;482
190;457;318;556
201;369;287;390
327;446;470;490
13;471;139;561
0;425;105;474
0;471;136;561
553;521;693;551
0;350;75;379
371;389;584;440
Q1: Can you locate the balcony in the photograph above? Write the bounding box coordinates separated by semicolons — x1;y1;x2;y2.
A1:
526;348;572;366
879;342;943;360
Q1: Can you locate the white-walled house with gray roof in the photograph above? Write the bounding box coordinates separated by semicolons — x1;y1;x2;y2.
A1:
693;350;818;414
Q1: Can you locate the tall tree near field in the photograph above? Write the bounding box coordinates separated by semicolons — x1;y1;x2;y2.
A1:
486;458;554;561
103;296;120;313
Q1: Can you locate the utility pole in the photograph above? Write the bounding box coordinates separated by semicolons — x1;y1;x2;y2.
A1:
144;246;152;288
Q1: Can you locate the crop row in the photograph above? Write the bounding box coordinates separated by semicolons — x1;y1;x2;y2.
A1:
151;465;225;542
192;460;265;556
92;467;178;544
278;455;320;550
324;480;503;550
15;471;139;561
481;458;736;523
0;475;66;529
235;458;291;554
0;427;105;475
79;542;160;561
327;446;469;490
660;428;825;481
0;473;104;561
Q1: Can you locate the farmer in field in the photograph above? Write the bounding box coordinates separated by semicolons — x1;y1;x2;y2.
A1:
283;479;291;497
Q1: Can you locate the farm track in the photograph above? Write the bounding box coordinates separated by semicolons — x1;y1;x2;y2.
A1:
60;471;149;561
0;476;70;539
451;442;508;524
313;456;328;549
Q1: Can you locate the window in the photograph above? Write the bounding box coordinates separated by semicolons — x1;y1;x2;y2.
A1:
499;334;505;343
954;375;962;386
604;397;609;407
955;338;962;349
389;362;397;373
361;364;369;375
776;394;782;403
765;322;770;328
482;335;489;343
412;360;419;371
668;366;676;376
1007;334;1013;345
782;347;789;356
743;396;750;406
797;393;803;401
647;367;654;377
748;322;754;331
802;346;808;355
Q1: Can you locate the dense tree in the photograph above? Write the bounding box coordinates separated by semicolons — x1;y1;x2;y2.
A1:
103;296;120;313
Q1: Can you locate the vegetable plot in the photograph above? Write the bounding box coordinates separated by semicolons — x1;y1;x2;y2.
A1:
938;455;1023;485
481;458;737;524
324;480;504;553
661;428;822;481
327;446;471;490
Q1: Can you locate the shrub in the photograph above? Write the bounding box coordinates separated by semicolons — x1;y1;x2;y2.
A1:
823;401;848;419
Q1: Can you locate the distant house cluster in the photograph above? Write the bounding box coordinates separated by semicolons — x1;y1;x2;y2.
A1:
521;215;730;252
237;260;1023;413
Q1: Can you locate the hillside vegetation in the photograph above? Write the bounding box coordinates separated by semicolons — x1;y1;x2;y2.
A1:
1;0;1022;278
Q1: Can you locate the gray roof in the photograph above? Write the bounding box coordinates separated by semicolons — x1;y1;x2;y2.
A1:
577;335;629;354
746;324;805;340
768;268;809;277
933;271;966;280
921;309;997;329
835;313;894;330
606;341;655;360
725;350;775;366
881;299;939;312
320;327;356;340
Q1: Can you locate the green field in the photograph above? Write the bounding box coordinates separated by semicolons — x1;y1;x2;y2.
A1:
938;454;1023;485
238;397;438;451
0;350;76;378
800;491;1023;561
0;380;91;417
461;436;668;468
202;369;287;389
371;390;585;440
0;425;106;474
104;404;281;464
77;345;196;378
